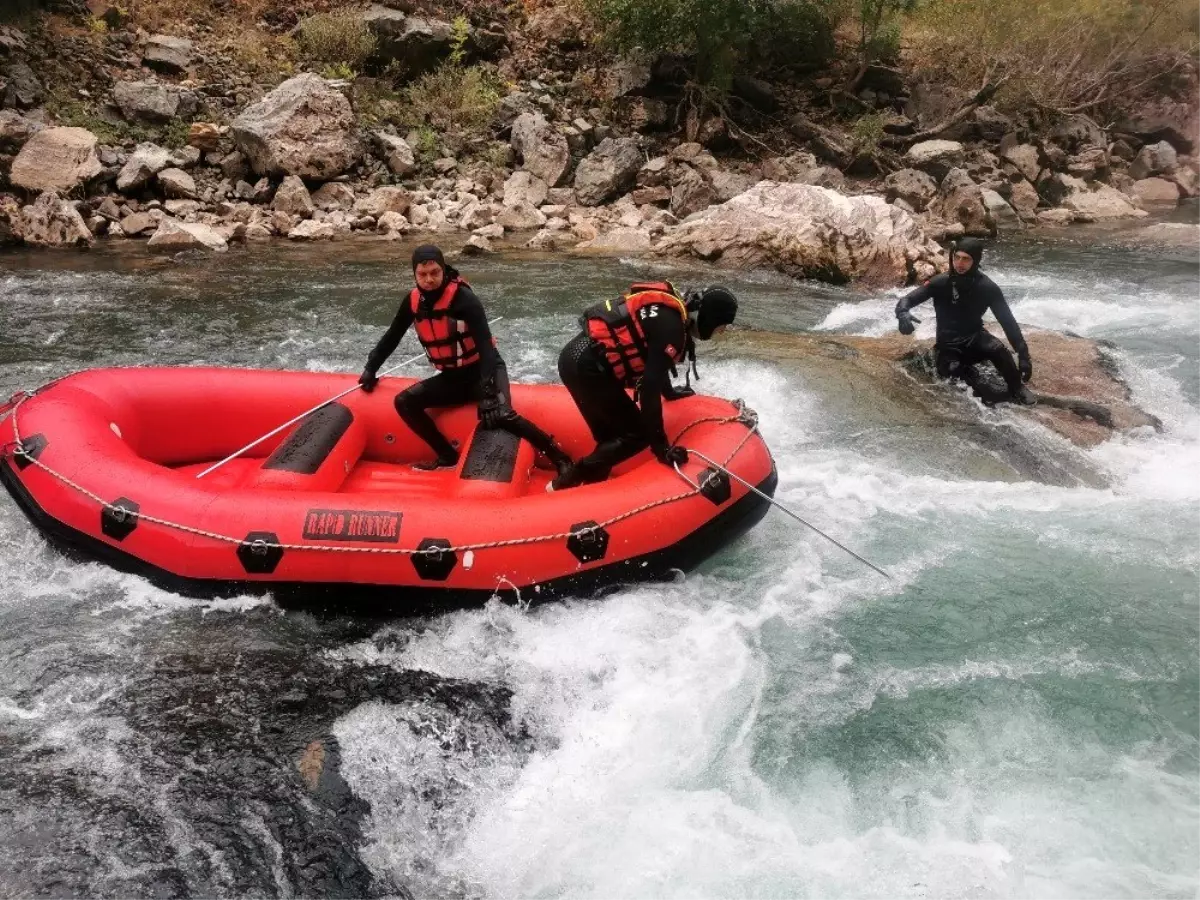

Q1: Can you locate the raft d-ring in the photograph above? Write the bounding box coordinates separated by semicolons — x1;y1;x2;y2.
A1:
422;545;444;561
251;538;270;556
576;526;598;544
109;506;127;523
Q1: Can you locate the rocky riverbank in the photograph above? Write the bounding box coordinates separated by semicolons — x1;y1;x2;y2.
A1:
0;2;1197;286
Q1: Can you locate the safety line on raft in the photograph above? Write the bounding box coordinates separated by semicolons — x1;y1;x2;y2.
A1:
5;389;760;561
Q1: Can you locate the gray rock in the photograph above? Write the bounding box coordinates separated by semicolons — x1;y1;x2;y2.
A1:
1000;143;1041;184
433;156;457;174
365;11;465;78
1050;114;1106;153
669;167;714;219
156;167;197;199
502;170;548;208
116;143;171;193
604;50;653;99
495;201;546;230
708;170;756;203
374;132;415;176
168;145;202;169
1062;182;1147;221
884;168;938;212
232;74;360;180
905;140;965;181
2;61;44;109
636;156;670;187
1130;177;1181;205
164;199;200;216
1066;147;1109;180
272;175;315;218
575;226;652;253
311;181;355;210
573;137;642;206
18;192;92;247
462;233;494;255
112;80;199;124
510;111;569;187
930;167;991;236
0;109;41;150
981;188;1021;230
354;186;410;217
1009;179;1040;219
219;151;250;182
142;35;193;74
147;217;228;251
120;210;161;235
1129;141;1178;180
288;219;336;240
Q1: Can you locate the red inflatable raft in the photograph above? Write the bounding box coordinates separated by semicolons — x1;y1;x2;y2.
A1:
1;367;776;611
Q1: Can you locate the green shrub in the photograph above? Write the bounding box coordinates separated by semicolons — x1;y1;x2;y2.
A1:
298;9;376;70
403;63;504;137
850;110;886;152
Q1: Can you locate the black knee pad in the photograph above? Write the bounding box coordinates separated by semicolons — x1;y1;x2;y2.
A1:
394;388;420;417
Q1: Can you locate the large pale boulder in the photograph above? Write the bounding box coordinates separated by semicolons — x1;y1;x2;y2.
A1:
231;74;360;179
374;132;415;176
10;127;102;194
669;167;714;219
1129;141;1178;180
272;175;315;218
353;186;410;218
1000;143;1041;184
1061;182;1147;221
496;201;546;231
156;167;197;200
575;226;653;254
1130;177;1181;205
17;192;92;247
981;188;1021;230
655;181;944;286
142;34;192;74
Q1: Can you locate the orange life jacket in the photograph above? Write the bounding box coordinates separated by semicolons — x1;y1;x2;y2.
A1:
584;281;689;384
410;278;494;370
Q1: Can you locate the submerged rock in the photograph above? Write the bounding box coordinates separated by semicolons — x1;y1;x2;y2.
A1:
719;327;1158;485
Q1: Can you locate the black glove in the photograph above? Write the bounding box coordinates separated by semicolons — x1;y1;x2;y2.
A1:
358;368;379;393
897;311;916;336
1018;354;1032;383
663;384;696;401
477;392;513;429
653;444;688;467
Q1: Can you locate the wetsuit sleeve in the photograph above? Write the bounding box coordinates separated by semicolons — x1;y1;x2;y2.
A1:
987;284;1028;357
637;306;686;450
365;300;415;373
452;284;503;389
896;279;934;315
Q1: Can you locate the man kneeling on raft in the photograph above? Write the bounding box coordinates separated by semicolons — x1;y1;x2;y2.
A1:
359;244;574;473
895;237;1036;406
549;280;738;491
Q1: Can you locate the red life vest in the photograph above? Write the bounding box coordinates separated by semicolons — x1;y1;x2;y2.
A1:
410;278;494;370
584;281;689;384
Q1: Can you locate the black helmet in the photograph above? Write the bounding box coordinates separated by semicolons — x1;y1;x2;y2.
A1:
950;237;984;274
693;286;738;340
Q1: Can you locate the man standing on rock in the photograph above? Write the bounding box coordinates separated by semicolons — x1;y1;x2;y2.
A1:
895;237;1036;406
358;244;574;473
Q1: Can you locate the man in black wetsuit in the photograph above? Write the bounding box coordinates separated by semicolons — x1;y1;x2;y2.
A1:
549;281;739;491
358;244;573;472
895;237;1036;406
